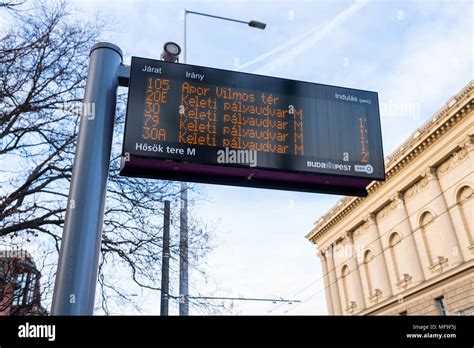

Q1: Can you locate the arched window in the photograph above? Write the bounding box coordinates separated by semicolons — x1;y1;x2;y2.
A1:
341;265;350;309
420;211;434;225
457;185;473;245
363;250;374;296
419;211;435;264
389;232;402;281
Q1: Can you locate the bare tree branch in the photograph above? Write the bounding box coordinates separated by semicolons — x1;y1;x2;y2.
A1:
0;0;220;315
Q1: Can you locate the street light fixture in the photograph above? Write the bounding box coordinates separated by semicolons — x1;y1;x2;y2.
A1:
248;20;267;29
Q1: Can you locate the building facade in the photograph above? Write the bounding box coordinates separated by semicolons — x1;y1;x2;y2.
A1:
0;250;47;316
306;81;473;315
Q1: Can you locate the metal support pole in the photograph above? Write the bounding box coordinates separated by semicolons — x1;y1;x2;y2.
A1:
184;10;187;65
160;200;170;316
185;10;249;25
51;42;122;315
180;14;189;316
181;8;264;317
179;183;189;315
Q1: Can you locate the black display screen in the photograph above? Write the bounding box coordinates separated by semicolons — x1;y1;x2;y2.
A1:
121;57;385;195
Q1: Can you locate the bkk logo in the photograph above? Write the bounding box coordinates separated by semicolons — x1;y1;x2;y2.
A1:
354;164;374;174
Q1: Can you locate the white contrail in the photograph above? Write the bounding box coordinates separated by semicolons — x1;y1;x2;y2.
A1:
237;0;369;75
235;23;324;71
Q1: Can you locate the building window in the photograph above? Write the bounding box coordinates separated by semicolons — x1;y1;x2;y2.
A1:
435;296;448;316
363;250;374;297
27;273;37;305
389;232;402;281
419;211;435;264
341;265;350;310
12;273;27;306
457;185;473;245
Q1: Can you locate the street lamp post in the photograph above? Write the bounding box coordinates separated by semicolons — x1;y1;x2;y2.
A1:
179;9;266;316
183;10;266;64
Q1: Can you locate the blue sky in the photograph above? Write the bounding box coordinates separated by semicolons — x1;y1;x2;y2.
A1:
15;0;474;314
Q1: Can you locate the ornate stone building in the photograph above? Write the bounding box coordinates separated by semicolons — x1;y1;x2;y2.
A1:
306;81;473;315
0;250;47;316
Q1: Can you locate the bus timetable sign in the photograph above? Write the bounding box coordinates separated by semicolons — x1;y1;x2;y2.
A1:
120;57;385;196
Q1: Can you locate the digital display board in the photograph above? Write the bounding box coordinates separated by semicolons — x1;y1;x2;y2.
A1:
120;57;385;196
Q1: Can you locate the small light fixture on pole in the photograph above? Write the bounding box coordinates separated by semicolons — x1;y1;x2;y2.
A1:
161;42;181;63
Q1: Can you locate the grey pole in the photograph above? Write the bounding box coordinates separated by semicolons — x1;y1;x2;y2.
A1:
179;183;189;316
180;8;265;317
159;35;189;315
185;10;266;29
184;9;187;64
160;200;170;316
51;42;122;315
180;12;190;316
